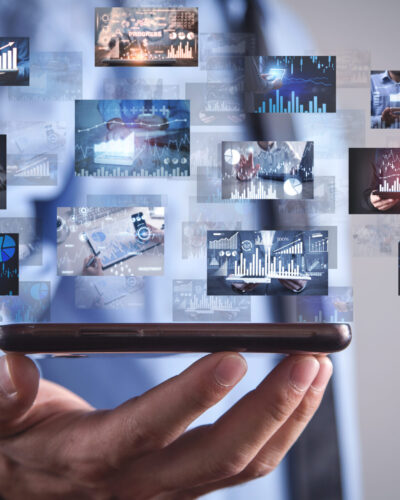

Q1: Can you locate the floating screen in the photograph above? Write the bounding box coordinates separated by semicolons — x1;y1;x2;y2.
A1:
207;230;328;296
95;7;198;67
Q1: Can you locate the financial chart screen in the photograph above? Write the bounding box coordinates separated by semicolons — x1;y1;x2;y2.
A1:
75;99;190;177
207;230;328;296
95;8;198;67
245;55;336;113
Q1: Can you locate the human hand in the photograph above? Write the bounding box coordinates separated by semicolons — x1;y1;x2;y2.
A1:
381;107;397;127
370;192;399;211
279;279;308;293
106;118;132;141
0;352;332;499
260;73;283;90
199;111;217;124
236;152;260;181
82;255;104;276
136;114;167;130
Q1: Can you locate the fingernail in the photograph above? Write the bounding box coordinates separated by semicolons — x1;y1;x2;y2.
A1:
311;357;333;391
289;357;319;392
0;357;17;397
214;355;247;387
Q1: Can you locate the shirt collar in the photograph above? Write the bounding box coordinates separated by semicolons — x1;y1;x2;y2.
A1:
382;70;392;82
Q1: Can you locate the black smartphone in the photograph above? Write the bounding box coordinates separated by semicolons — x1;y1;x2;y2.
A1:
0;322;351;354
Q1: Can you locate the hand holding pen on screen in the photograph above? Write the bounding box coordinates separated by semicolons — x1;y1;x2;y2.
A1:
82;255;103;276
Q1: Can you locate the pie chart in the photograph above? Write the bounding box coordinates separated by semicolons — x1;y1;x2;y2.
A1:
30;283;49;300
224;148;241;165
283;177;303;196
91;231;106;242
0;235;16;262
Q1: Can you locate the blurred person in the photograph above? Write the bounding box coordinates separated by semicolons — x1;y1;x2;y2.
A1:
371;70;400;128
0;1;360;499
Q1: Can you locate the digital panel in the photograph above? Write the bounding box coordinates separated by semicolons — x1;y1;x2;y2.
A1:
103;78;180;99
199;33;255;70
57;207;164;276
0;135;5;209
1;121;66;187
95;7;198;67
0;218;42;266
75;276;144;310
349;148;400;214
371;70;400;128
0;233;18;296
87;194;165;208
296;287;353;322
0;37;29;86
245;56;336;113
75;100;190;177
0;281;50;323
173;279;251;321
222;141;314;200
8;52;82;102
186;83;245;126
352;215;400;257
207;230;328;296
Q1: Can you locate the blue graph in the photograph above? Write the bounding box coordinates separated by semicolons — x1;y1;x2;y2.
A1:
0;234;16;262
91;231;106;242
251;56;336;114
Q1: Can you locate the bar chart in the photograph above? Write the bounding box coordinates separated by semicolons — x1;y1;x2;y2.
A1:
256;90;328;114
231;246;310;280
0;43;17;71
167;42;193;59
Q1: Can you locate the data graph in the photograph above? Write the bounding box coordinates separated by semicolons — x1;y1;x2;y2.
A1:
208;232;238;250
0;233;18;296
75;100;190;177
167;42;193;59
95;8;198;67
377;149;400;193
230;246;310;281
0;42;17;71
247;56;336;114
207;230;328;296
173;280;251;321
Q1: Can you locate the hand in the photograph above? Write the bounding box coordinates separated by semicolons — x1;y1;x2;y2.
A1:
236;152;260;181
370;192;399;211
231;282;257;294
0;352;332;499
199;111;217;124
135;114;167;130
82;255;104;276
381;107;397;127
106;118;132;141
260;74;283;90
279;279;308;293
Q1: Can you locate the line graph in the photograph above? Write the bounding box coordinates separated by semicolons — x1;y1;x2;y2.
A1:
75;100;190;177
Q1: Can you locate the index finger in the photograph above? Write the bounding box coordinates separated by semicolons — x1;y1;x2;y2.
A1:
127;355;320;495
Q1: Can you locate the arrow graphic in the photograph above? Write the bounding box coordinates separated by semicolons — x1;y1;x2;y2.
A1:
0;41;15;51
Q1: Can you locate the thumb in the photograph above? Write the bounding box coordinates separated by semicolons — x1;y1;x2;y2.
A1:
0;354;39;426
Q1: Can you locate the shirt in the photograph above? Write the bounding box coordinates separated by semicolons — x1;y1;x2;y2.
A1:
370;70;400;128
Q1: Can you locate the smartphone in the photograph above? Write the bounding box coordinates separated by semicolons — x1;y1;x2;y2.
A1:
0;322;351;354
131;212;151;242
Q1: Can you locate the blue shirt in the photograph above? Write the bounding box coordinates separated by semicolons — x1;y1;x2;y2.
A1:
370;71;400;128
